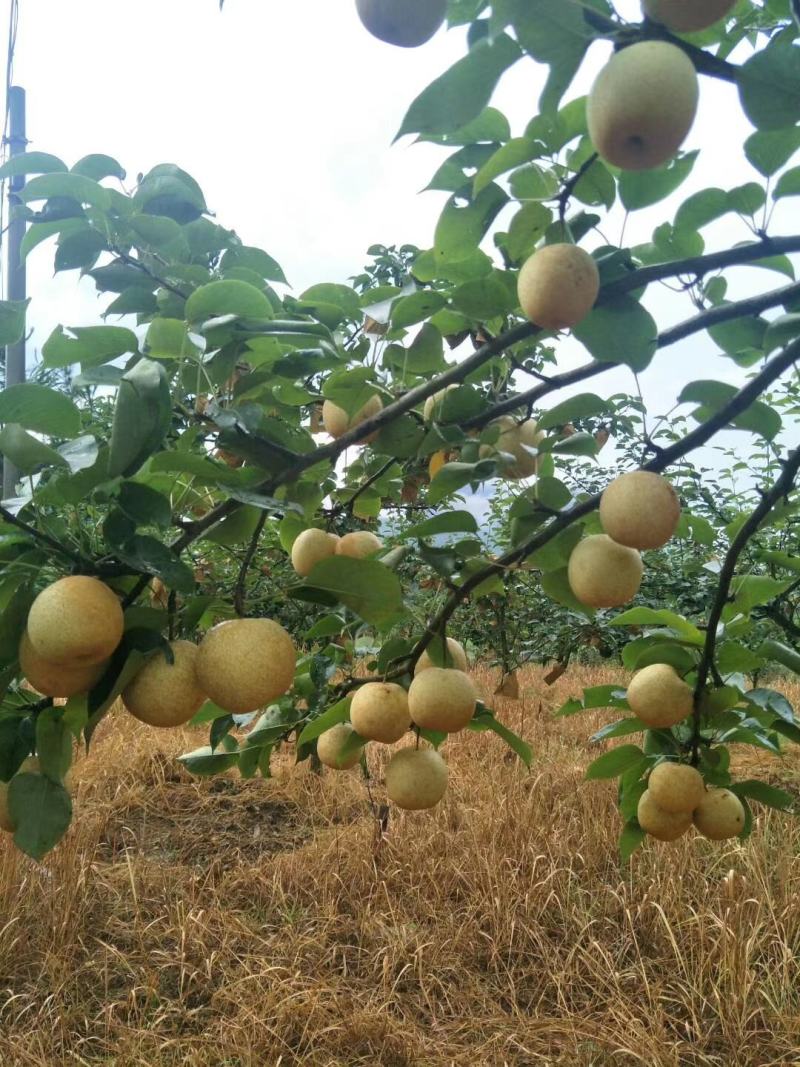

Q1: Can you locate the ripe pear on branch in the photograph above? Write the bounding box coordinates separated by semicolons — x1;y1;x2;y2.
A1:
195;618;296;715
350;682;410;743
27;576;124;667
567;535;643;608
291;528;340;577
385;747;449;810
123;641;207;729
600;471;681;550
587;41;699;170
322;394;382;441
317;723;362;769
517;243;600;330
642;0;737;32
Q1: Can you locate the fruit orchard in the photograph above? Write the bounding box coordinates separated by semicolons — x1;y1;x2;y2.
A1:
0;0;799;862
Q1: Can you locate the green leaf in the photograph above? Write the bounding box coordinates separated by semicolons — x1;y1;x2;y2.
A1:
428;459;496;504
434;183;508;265
470;710;532;767
586;745;645;780
55;227;107;272
42;324;138;369
619;820;646;862
0;383;81;438
115;536;196;594
72;153;126;181
10;773;72;860
0;299;29;346
396;34;521;139
738;43;800;130
108;359;172;478
679;380;782;440
674;188;729;231
573;297;657;371
509;0;593;113
35;707;72;783
118;482;173;528
610;607;704;644
20;171;109;209
0;424;67;474
619;152;698;211
745;128;800;177
185;280;272;323
178;744;239;777
731;779;794;811
774;166;800;200
473;137;539;195
757;639;800;675
541;566;592;613
0;151;66;179
590;718;649;742
400;511;479;539
296;698;351;746
390;291;446;329
506;202;552;263
296;558;405;628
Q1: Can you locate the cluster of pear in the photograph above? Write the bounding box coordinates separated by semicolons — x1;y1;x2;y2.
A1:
19;575;298;726
321;394;383;443
638;761;745;843
290;527;383;577
317;637;474;811
568;471;681;609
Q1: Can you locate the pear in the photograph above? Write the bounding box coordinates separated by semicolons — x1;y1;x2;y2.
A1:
587;41;699;170
322;394;382;441
637;788;693;841
627;663;693;729
19;631;106;698
355;0;447;47
291;528;339;577
317;723;362;769
196;618;296;714
600;471;681;550
414;637;468;675
648;762;705;814
567;534;643;608
408;668;477;733
693;788;746;840
336;531;383;560
428;451;448;481
517;244;600;330
27;575;124;667
480;416;543;480
385;747;449;809
642;0;736;33
350;682;409;743
423;384;459;422
123;640;206;729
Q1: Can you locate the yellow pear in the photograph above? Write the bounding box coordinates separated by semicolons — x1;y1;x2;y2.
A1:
322;394;382;441
423;384;459;422
291;528;340;577
27;575;124;666
693;788;746;840
385;747;449;809
408;667;477;733
587;41;699;170
19;631;106;698
647;762;705;814
567;534;643;608
336;531;383;560
123;640;206;729
196;618;296;714
414;637;468;675
642;0;736;32
627;663;693;728
317;722;362;769
355;0;447;47
350;682;409;744
0;757;73;833
517;244;600;330
428;451;448;481
600;471;681;550
480;416;543;480
637;789;693;841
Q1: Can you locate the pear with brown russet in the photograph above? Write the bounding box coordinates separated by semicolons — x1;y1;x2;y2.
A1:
587;41;699;170
123;641;207;729
350;682;409;744
517;244;600;330
637;788;693;841
693;788;746;841
195;618;296;715
648;762;705;814
27;575;124;667
19;631;107;698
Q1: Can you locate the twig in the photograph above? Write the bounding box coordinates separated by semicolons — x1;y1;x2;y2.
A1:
691;443;800;763
233;512;268;617
327;458;397;520
558;152;599;225
0;505;89;568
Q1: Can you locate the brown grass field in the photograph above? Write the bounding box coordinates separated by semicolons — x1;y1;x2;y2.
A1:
1;663;799;1067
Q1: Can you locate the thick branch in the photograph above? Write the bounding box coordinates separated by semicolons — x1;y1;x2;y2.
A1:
691;444;800;762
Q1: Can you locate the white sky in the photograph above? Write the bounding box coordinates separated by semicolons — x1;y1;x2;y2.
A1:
2;0;798;479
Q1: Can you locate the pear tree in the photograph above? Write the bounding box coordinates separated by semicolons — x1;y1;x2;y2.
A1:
0;0;798;858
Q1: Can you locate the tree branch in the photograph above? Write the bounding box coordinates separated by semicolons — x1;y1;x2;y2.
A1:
691;444;800;763
327;457;397;519
234;511;268;617
0;506;89;569
407;338;800;670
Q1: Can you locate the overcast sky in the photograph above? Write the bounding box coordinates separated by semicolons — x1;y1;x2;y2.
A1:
3;0;797;481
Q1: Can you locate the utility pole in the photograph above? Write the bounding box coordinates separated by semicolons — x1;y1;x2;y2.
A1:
3;84;26;499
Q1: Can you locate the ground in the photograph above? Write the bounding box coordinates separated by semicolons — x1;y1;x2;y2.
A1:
1;664;799;1067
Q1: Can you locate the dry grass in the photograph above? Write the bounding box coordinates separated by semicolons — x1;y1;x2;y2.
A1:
1;663;800;1067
